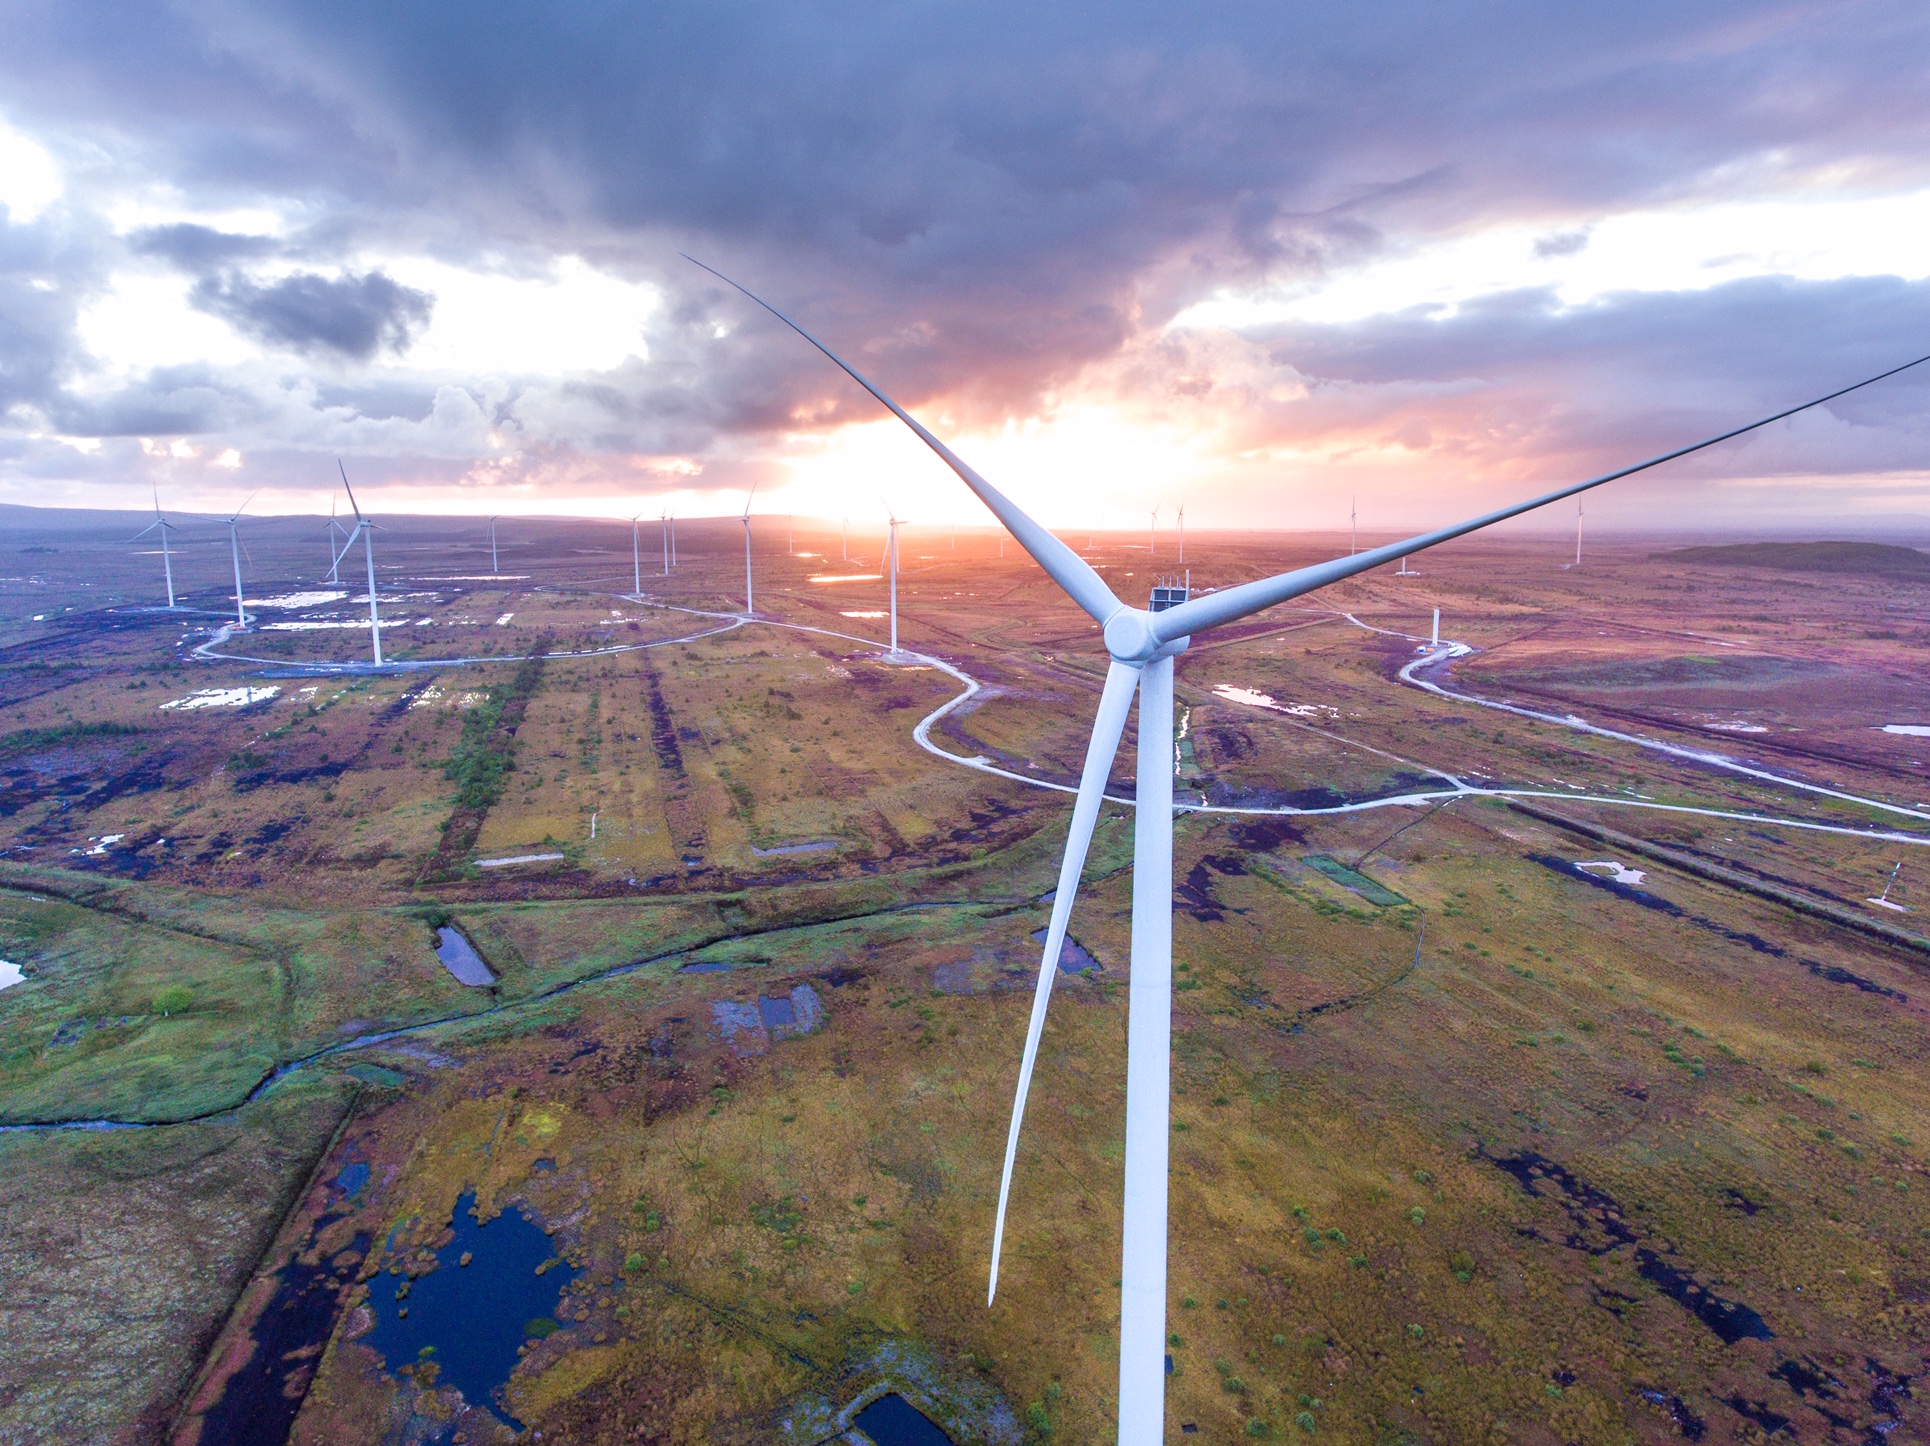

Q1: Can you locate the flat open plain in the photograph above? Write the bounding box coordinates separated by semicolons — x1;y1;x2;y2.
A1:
2;512;1928;1444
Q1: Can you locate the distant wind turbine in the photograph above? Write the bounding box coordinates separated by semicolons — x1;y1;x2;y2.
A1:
1574;496;1584;567
334;462;385;665
1350;494;1357;555
661;510;671;575
323;497;350;584
221;492;258;630
131;486;181;608
670;513;678;569
487;516;500;574
1148;507;1157;558
687;253;1930;1446
1176;503;1185;566
742;487;757;614
631;513;644;595
886;506;901;656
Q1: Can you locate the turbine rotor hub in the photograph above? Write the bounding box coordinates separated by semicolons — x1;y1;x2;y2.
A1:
1103;608;1187;664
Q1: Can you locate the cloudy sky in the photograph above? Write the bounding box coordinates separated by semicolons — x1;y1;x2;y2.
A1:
2;0;1928;534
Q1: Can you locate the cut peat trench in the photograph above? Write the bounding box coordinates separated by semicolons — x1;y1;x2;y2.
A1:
1510;800;1930;961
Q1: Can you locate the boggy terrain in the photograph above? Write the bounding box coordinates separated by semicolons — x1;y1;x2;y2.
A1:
3;510;1930;1444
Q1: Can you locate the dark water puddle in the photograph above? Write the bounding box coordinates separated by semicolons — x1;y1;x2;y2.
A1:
434;927;497;986
1802;958;1906;1001
751;839;838;857
1636;1249;1773;1344
361;1188;577;1429
1178;854;1248;921
200;1163;371;1445
1227;818;1304;853
1489;1151;1772;1344
852;1392;956;1445
1639;1387;1706;1440
639;657;685;778
1723;1394;1791;1433
1028;928;1103;974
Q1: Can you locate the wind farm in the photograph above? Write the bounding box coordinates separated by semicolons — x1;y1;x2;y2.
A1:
6;383;1930;1444
10;3;1930;1439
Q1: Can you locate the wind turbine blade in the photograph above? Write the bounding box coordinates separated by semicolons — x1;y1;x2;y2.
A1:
130;521;160;542
338;459;364;520
1149;349;1930;645
332;529;361;574
230;489;260;521
684;256;1123;626
988;658;1140;1305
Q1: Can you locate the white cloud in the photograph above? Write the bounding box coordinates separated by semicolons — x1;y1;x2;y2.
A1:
0;118;62;222
1174;185;1930;331
382;254;659;375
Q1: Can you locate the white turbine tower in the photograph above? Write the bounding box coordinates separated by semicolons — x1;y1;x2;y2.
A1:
631;513;644;595
661;510;671;575
1147;507;1157;558
1574;496;1584;567
132;486;181;608
687;256;1930;1445
1350;494;1358;554
221;493;258;630
669;513;678;570
741;487;758;615
1176;504;1185;566
841;514;849;562
334;462;385;666
324;497;350;585
886;506;901;657
487;515;500;574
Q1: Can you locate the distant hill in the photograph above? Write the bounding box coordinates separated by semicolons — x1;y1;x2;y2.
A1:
1655;541;1930;579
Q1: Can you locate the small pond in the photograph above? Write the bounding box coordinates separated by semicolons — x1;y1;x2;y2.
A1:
434;927;497;986
1029;928;1102;974
362;1189;577;1427
0;960;23;992
852;1392;955;1445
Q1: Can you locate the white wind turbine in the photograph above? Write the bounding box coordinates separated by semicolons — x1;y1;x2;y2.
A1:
324;497;350;585
669;512;678;570
885;505;902;657
220;493;258;630
333;462;385;666
741;486;758;614
631;513;644;595
131;486;181;608
687;254;1929;1445
1574;496;1585;567
1147;506;1157;558
1176;503;1185;566
487;515;500;574
661;510;672;575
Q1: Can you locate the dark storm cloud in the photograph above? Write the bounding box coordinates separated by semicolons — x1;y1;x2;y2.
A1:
188;270;434;360
6;3;1928;375
129;223;279;270
0;0;1928;496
